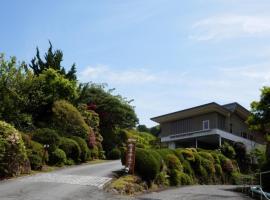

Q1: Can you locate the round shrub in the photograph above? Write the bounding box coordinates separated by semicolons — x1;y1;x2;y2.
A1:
26;140;44;170
221;142;236;159
59;137;81;162
52;100;90;139
222;159;234;173
147;149;163;171
89;146;99;159
198;152;214;162
175;148;185;163
169;170;193;186
155;171;169;186
108;148;121;160
156;149;177;162
182;160;194;176
178;149;195;162
135;148;160;182
201;158;215;175
70;136;89;162
49;148;67;166
166;154;182;171
215;164;223;176
0;121;28;177
32;128;60;152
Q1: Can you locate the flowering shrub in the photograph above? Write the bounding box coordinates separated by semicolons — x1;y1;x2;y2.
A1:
0;121;28;177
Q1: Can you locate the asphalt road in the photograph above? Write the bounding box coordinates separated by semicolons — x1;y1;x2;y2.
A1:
0;161;252;200
137;185;252;200
0;160;127;200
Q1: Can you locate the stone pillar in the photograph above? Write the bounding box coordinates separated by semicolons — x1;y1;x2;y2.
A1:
195;138;198;148
218;135;222;147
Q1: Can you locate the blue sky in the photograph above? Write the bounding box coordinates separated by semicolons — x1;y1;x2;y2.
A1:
1;0;270;127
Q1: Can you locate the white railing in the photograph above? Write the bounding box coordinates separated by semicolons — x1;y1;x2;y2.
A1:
241;170;270;200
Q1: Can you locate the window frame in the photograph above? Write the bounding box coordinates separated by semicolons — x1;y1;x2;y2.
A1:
202;120;210;130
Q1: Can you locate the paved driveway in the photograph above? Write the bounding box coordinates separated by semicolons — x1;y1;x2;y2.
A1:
137;185;252;200
0;160;127;200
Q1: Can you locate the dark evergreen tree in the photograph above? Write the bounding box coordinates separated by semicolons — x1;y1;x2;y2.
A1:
29;41;77;81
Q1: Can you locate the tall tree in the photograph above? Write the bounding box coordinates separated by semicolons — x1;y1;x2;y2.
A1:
29;41;77;81
0;54;34;130
77;83;138;151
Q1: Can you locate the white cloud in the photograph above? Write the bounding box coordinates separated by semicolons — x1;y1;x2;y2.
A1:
79;65;157;85
190;14;270;41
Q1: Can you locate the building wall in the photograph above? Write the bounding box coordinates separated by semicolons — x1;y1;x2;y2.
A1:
159;112;223;137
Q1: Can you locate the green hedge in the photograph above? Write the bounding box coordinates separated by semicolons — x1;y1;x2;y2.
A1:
135;148;160;182
108;148;121;160
70;136;89;162
0;121;28;177
49;148;67;166
59;137;81;162
32;128;60;152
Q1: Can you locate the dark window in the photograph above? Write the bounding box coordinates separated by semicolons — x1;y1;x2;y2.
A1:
203;120;209;130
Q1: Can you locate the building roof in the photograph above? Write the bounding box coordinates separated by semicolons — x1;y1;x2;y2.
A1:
151;102;250;123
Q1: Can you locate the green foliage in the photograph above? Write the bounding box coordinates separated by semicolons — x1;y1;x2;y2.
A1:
59;137;81;162
156;148;177;162
77;83;138;151
26;140;45;170
29;41;77;81
155;171;169;186
70;136;89;162
52;100;89;139
135;148;160;182
0;121;28;177
122;129;157;149
222;159;234;173
28;69;78;121
32;128;60;152
166;154;182;171
0;55;34;131
108;148;121;160
177;149;195;162
221;142;236;159
169;169;193;186
49;148;67;166
182;160;194;176
89;146;99;159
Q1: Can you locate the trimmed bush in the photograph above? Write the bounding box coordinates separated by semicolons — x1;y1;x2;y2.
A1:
166;154;182;171
26;140;44;170
135;148;160;182
49;148;67;166
32;128;60;152
156;149;177;162
89;146;99;159
52;100;90;139
182;160;194;176
221;142;235;159
177;149;195;162
70;136;89;162
169;169;193;186
198;152;214;162
108;148;121;160
155;171;169;186
0;121;28;177
59;137;81;162
222;159;234;173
